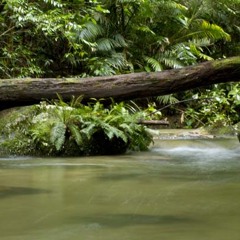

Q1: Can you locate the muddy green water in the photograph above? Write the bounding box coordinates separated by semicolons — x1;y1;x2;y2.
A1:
0;138;240;240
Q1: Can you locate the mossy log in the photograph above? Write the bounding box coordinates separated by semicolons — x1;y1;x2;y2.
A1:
0;56;240;109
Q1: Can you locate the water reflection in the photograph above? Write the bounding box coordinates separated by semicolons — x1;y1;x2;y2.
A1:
0;185;51;198
75;213;197;227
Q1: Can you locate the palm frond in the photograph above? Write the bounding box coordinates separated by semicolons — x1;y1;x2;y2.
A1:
200;20;231;41
162;43;196;66
136;25;156;35
113;33;128;47
78;21;103;41
97;38;116;51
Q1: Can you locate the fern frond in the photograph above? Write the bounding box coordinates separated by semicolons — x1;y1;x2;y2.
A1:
92;101;104;113
119;123;134;135
50;122;66;151
162;43;196;66
189;44;213;61
159;54;183;69
68;124;83;146
102;123;128;143
157;94;179;105
189;38;211;47
110;52;127;66
144;56;163;71
104;114;123;124
81;122;98;140
125;101;142;113
55;93;69;107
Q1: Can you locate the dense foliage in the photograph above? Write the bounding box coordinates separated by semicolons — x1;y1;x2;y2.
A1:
183;83;240;128
0;0;239;131
0;0;239;78
0;98;153;156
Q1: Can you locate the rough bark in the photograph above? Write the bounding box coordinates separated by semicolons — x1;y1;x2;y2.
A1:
0;56;240;109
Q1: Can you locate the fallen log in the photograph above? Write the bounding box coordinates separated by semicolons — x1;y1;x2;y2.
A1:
138;120;169;126
0;56;239;109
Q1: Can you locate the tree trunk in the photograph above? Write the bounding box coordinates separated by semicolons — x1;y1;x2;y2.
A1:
0;56;239;109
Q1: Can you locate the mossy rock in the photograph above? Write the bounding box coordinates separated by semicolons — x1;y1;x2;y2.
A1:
0;106;35;131
0;106;38;156
204;125;237;136
0;104;150;157
0;106;128;156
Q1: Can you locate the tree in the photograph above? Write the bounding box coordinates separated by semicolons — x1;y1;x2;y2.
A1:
0;0;238;78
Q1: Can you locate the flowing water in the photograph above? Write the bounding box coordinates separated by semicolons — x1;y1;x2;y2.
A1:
0;138;240;240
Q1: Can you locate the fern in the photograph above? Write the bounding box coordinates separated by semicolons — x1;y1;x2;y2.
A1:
69;95;84;108
157;94;179;105
119;123;134;135
104;114;123;124
68;124;84;146
30;122;53;147
102;123;128;143
158;52;184;68
125;101;142;113
50;122;66;151
81;121;99;140
14;98;153;156
144;56;163;72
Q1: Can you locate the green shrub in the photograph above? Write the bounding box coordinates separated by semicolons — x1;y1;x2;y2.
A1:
0;98;153;156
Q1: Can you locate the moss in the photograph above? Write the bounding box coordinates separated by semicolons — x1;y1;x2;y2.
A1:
0;101;152;157
0;106;39;156
212;56;240;69
204;125;237;136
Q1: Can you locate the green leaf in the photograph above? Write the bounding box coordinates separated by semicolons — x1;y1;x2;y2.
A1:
50;122;66;151
68;124;84;146
144;57;162;71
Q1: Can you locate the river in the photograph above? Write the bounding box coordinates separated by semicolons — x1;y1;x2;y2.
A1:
0;137;239;240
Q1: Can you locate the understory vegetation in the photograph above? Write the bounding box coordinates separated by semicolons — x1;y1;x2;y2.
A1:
0;0;239;155
0;98;153;156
